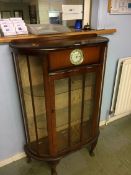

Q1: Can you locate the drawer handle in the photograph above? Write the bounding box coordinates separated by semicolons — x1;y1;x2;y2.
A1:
70;49;84;65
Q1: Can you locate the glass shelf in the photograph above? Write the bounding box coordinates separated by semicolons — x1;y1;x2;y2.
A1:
22;72;96;97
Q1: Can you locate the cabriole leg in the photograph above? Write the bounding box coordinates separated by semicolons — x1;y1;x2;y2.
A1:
89;139;98;157
26;155;32;163
48;160;59;175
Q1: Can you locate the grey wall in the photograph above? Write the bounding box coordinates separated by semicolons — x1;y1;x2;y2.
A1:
97;0;131;120
0;45;25;160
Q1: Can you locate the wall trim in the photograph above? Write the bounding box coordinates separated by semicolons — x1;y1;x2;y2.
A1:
0;120;107;168
99;120;106;126
108;112;131;124
0;152;26;168
0;115;127;168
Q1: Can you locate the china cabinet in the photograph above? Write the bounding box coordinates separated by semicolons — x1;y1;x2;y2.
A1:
10;33;108;175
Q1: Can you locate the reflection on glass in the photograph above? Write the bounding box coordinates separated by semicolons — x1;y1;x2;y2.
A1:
55;72;96;153
18;55;49;155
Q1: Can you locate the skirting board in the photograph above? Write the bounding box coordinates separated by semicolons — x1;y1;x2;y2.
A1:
0;115;127;168
0;152;26;168
108;112;131;124
0;120;107;168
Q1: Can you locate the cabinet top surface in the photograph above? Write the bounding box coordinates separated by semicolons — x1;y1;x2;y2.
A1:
10;34;109;52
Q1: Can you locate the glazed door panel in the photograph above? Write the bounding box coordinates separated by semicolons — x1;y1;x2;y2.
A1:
50;68;99;154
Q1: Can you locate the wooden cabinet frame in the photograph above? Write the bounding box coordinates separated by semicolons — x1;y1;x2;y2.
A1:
10;34;108;175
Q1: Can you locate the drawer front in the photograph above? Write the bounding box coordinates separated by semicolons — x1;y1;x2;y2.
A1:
48;46;101;71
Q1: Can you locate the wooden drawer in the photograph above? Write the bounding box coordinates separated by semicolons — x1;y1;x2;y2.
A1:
48;46;101;71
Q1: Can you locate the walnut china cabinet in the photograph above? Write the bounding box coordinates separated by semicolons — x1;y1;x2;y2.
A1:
10;34;108;175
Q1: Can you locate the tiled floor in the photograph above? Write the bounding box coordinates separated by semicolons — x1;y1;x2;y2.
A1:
0;115;131;175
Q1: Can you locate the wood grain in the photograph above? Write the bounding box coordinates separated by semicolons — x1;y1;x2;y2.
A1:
48;46;101;71
0;29;116;43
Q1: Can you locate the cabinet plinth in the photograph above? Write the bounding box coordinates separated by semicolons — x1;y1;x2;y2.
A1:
10;34;108;175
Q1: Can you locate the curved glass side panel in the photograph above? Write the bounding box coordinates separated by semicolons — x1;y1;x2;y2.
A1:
18;55;49;156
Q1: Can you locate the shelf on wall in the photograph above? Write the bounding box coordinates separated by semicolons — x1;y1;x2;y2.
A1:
0;29;116;43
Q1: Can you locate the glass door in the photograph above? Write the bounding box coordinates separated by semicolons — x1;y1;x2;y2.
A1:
53;71;97;153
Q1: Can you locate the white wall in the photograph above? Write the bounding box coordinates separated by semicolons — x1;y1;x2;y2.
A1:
37;0;83;24
38;0;64;24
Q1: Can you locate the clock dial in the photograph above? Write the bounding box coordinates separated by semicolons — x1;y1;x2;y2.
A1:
70;49;84;65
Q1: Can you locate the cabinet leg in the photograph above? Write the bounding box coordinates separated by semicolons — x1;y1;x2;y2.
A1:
48;160;59;175
26;155;32;163
89;139;98;157
51;166;57;175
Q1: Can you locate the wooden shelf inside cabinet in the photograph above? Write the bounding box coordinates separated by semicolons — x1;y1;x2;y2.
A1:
10;33;109;175
26;120;91;158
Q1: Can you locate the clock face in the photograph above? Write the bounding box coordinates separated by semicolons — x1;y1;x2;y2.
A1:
70;49;84;65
